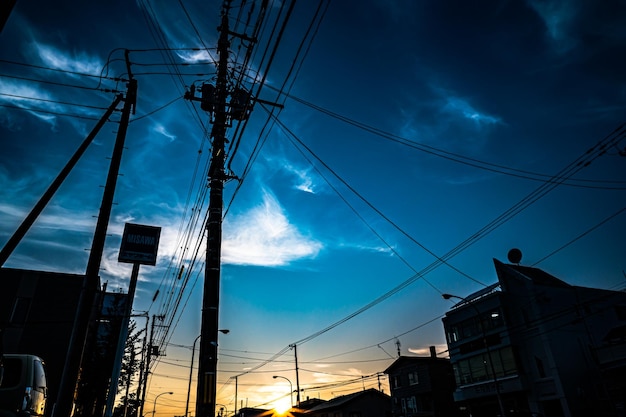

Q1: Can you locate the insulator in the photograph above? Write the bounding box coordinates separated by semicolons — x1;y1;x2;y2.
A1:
230;88;251;120
201;83;216;112
184;84;196;100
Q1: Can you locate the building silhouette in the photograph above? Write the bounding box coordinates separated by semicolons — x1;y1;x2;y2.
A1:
0;268;127;417
384;347;460;417
306;388;391;417
442;258;626;417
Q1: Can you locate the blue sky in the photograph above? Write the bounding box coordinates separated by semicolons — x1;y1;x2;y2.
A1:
1;0;626;414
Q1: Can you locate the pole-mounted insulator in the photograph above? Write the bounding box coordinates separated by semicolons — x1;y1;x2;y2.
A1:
201;83;216;113
230;88;251;121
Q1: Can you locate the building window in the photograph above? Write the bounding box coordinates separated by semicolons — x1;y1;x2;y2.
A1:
447;326;460;343
452;346;518;386
408;371;419;385
449;309;505;343
469;354;489;382
407;397;417;414
393;375;400;388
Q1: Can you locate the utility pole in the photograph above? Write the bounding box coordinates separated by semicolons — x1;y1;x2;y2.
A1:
183;3;279;416
290;344;301;407
54;55;136;417
139;314;164;417
196;3;231;417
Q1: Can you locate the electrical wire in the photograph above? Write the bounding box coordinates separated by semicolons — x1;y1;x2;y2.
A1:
0;103;104;121
276;89;626;190
215;122;622;379
0;58;124;82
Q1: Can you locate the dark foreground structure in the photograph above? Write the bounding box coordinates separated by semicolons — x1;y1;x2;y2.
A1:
0;268;127;417
442;259;626;417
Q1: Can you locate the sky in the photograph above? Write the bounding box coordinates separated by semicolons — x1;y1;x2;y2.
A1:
1;0;626;415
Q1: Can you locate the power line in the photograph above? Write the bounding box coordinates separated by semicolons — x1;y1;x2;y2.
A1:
0;103;103;121
532;206;626;266
0;58;124;82
0;72;121;93
221;122;622;375
0;92;115;110
276;89;626;189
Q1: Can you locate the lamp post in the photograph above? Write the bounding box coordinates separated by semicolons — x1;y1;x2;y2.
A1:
186;335;202;417
187;330;229;417
151;391;173;417
272;375;293;408
442;293;507;417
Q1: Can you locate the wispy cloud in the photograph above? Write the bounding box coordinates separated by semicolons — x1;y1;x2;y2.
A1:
282;162;317;193
153;122;177;142
526;0;580;54
176;49;216;65
222;190;322;266
33;42;103;75
408;344;448;357
442;96;502;127
0;79;59;128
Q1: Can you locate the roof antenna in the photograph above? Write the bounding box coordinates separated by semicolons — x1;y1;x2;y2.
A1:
395;338;401;357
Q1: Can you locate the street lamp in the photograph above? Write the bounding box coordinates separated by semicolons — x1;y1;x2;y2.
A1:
151;391;173;417
272;375;293;408
186;335;202;417
187;330;229;417
442;293;507;417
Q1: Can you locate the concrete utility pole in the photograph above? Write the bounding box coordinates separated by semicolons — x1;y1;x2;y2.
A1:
196;3;231;417
185;3;279;415
54;64;136;417
290;344;301;407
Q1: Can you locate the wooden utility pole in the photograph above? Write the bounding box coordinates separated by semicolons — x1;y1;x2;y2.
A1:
196;3;231;417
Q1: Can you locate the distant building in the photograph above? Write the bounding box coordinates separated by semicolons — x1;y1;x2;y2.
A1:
236;407;272;417
299;397;327;410
442;258;626;417
0;268;88;417
306;388;391;417
384;348;460;417
0;268;127;417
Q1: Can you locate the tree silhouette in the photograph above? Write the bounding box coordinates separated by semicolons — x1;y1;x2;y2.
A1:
113;320;145;417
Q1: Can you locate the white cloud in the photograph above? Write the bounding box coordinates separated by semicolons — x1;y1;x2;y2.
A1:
282;162;316;193
221;191;322;266
176;49;216;65
33;42;103;75
443;96;502;127
0;79;52;104
153;122;177;142
408;344;448;357
0;79;87;129
0;79;58;128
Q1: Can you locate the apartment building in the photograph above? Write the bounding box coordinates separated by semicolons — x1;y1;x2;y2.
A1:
441;258;626;417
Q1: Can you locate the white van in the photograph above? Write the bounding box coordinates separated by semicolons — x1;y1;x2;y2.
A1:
0;354;47;417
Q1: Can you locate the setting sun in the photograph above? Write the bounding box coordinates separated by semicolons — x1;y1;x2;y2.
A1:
273;398;292;415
